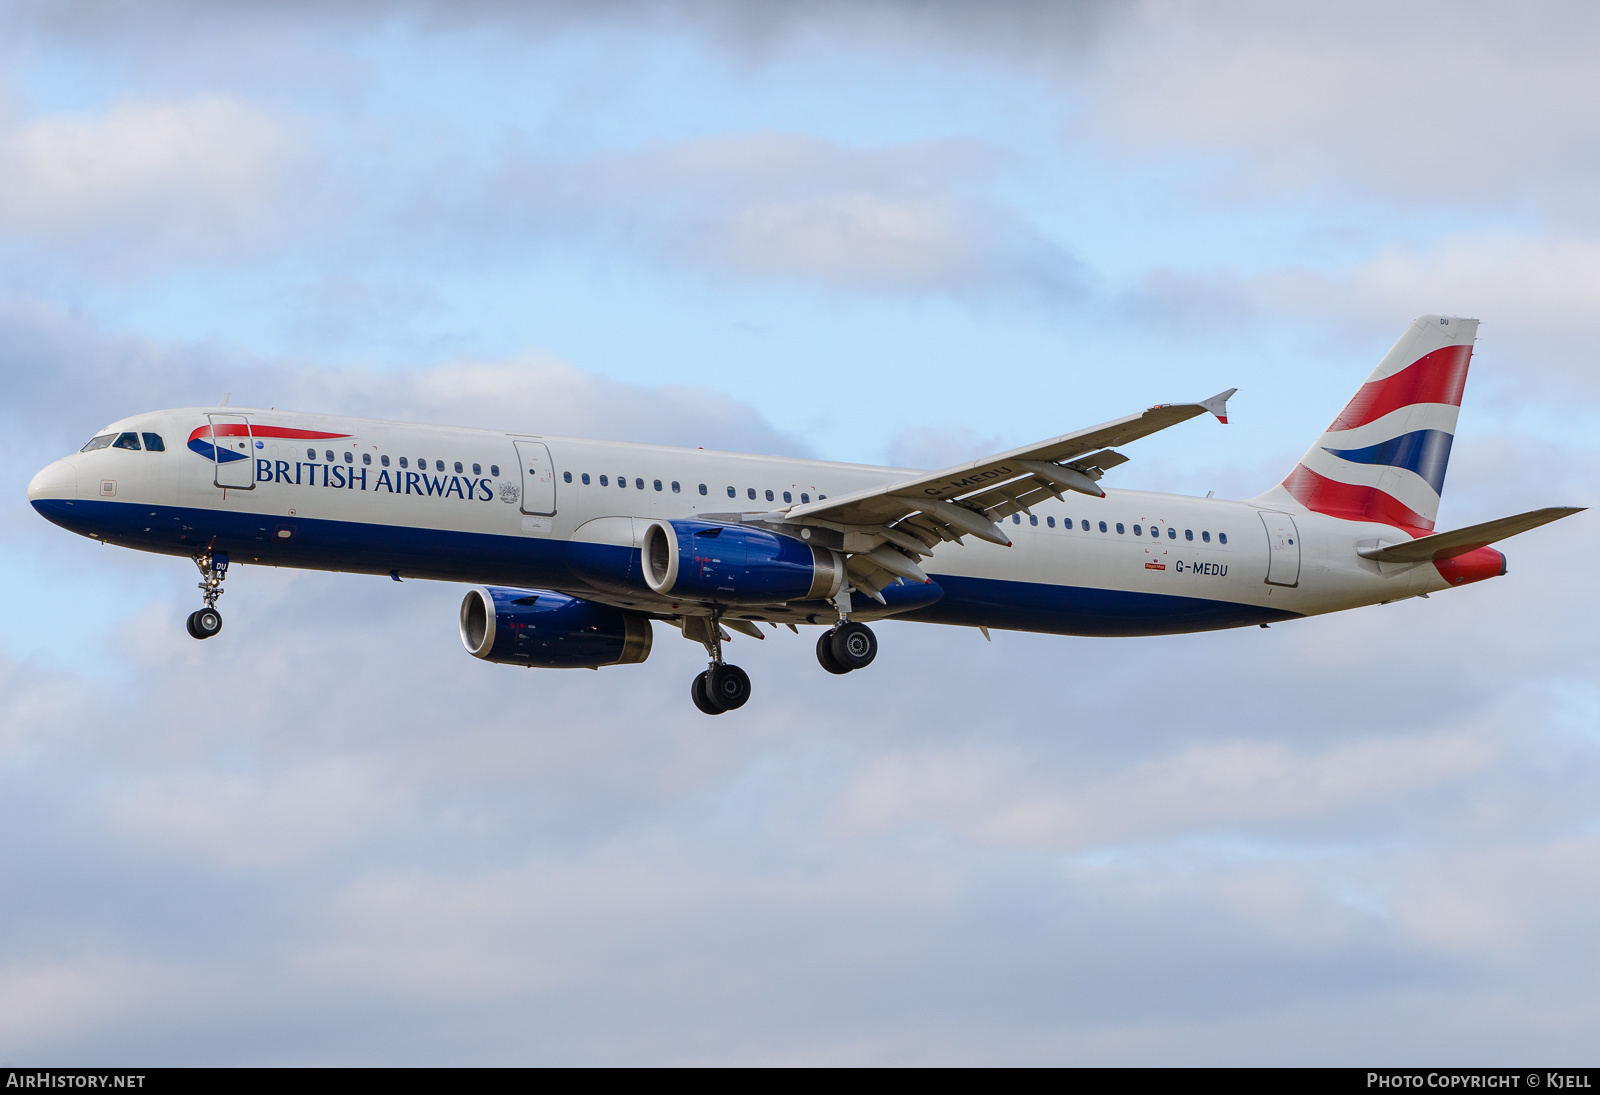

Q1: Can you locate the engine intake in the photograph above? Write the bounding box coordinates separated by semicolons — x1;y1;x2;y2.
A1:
459;587;653;668
642;519;842;604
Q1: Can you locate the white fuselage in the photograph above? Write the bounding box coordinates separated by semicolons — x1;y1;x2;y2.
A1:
28;407;1460;637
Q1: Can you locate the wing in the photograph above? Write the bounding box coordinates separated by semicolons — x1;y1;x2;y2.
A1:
747;389;1237;596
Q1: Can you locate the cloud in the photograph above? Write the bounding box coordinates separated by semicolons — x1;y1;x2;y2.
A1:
463;132;1083;296
1;0;1123;69
0;97;302;265
0;298;813;465
1076;1;1600;210
1117;231;1600;404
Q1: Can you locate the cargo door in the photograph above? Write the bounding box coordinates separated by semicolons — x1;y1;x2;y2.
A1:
514;440;556;516
207;413;256;490
1259;510;1301;587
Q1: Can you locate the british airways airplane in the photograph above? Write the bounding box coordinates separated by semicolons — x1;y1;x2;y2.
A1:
27;316;1581;714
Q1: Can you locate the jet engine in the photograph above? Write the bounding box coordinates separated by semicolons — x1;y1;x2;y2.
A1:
459;587;653;668
641;519;843;604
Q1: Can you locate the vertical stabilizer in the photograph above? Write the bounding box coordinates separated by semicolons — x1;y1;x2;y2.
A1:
1258;315;1478;534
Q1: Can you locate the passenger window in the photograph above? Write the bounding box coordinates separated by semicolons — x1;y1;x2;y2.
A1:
326;450;335;462
472;463;481;475
818;494;826;500
1098;521;1107;532
636;478;644;490
1185;529;1194;541
562;471;572;483
399;457;408;468
345;452;353;463
1029;515;1038;526
1167;527;1176;539
698;484;707;495
1116;523;1125;534
783;491;792;503
619;476;627;488
1133;524;1142;536
80;434;116;452
362;453;371;466
600;475;609;486
112;431;141;450
1047;516;1055;527
490;465;500;477
727;486;735;497
1012;514;1021;525
436;460;445;472
581;473;590;485
141;433;165;452
765;489;774;502
672;482;681;493
381;455;390;467
801;493;810;503
1219;532;1228;545
747;488;756;500
654;480;662;491
1202;531;1211;543
455;461;464;473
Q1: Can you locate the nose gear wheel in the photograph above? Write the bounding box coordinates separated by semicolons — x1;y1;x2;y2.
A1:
188;552;230;640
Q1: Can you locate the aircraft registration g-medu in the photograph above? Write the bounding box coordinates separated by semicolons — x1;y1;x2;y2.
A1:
27;316;1582;714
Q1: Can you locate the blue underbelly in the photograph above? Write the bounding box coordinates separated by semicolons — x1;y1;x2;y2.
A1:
33;499;1301;636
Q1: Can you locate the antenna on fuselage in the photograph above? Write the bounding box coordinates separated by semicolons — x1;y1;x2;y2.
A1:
219;393;230;406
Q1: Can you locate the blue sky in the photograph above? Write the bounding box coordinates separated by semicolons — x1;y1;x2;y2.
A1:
0;0;1596;1064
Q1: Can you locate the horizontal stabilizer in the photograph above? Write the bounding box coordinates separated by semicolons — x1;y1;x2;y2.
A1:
1357;506;1584;563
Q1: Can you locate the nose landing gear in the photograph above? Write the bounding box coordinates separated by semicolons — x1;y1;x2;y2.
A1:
186;551;228;640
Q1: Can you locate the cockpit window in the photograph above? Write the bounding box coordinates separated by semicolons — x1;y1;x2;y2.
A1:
141;433;165;452
80;434;116;452
112;432;142;450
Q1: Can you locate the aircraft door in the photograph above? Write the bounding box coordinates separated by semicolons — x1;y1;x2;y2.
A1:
1259;510;1301;587
207;413;256;490
514;440;556;515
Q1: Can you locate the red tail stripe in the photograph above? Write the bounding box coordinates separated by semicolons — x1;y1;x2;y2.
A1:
1329;344;1472;432
1281;464;1434;535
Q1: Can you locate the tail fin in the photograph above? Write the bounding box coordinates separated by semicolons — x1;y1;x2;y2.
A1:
1258;315;1478;534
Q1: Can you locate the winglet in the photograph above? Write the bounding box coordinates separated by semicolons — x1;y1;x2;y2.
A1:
1199;388;1236;424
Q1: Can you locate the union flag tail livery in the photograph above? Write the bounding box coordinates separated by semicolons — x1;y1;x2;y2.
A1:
1268;315;1475;535
26;314;1582;714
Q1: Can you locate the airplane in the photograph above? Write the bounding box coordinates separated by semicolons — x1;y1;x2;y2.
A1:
26;315;1582;715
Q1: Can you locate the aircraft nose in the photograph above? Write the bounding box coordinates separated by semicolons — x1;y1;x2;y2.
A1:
28;457;78;502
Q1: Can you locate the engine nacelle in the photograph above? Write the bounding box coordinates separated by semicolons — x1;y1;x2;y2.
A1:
641;519;843;604
459;587;653;668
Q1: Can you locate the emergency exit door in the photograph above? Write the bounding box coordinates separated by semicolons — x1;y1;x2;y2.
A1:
1259;510;1301;587
514;440;556;516
207;413;256;490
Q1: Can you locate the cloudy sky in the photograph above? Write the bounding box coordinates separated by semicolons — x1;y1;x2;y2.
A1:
2;0;1597;1064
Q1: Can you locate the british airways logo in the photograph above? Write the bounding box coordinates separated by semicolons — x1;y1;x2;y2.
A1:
254;458;497;501
187;423;349;462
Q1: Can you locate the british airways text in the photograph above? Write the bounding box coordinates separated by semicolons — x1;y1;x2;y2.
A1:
256;460;496;500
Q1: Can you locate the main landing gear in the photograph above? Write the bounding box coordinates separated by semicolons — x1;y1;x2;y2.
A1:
685;612;752;716
816;621;877;675
186;551;228;640
681;591;879;714
815;585;878;676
